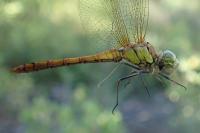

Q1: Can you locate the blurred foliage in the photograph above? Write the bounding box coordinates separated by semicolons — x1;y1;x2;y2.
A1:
0;0;200;133
20;88;124;133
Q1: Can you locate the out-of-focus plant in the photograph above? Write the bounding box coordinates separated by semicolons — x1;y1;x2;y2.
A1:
0;0;200;133
20;87;125;133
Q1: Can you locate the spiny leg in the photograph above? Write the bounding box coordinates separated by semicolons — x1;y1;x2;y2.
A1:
112;71;141;114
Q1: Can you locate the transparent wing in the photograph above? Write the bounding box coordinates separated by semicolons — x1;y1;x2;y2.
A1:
79;0;149;50
125;0;149;43
103;0;130;46
80;0;117;50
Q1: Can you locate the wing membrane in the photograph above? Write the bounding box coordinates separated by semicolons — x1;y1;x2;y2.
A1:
103;0;130;46
129;0;149;43
79;0;149;49
80;0;117;50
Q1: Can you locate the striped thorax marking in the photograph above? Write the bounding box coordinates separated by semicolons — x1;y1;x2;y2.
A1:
120;42;157;67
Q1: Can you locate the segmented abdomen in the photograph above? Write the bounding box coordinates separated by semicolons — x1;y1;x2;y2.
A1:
11;49;122;73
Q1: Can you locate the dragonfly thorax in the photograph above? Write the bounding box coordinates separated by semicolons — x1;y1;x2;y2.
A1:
119;43;178;76
157;50;179;75
120;42;157;66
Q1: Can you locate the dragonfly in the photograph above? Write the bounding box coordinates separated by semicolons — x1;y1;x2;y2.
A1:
11;0;186;113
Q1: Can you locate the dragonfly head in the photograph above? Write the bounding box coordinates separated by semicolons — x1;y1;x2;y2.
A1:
158;50;179;75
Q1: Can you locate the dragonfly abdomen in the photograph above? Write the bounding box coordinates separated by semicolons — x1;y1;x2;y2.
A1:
11;49;122;73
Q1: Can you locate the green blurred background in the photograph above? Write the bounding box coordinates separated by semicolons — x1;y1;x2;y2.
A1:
0;0;200;133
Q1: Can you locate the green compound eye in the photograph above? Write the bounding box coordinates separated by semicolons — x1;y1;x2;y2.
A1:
162;50;176;65
159;50;179;75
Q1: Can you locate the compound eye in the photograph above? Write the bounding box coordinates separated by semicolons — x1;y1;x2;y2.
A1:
162;50;176;66
159;50;179;75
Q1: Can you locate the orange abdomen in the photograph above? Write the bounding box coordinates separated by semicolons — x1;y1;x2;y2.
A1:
11;49;122;73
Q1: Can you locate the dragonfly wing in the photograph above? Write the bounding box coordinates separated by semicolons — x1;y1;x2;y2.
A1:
103;0;130;47
121;0;150;43
80;0;117;50
104;0;150;44
80;0;132;49
79;0;149;49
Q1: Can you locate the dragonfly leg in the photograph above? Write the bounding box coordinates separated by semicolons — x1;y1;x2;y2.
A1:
120;62;141;88
155;76;167;89
122;62;140;70
159;73;187;91
123;69;138;88
112;71;142;114
97;63;121;88
139;75;151;97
